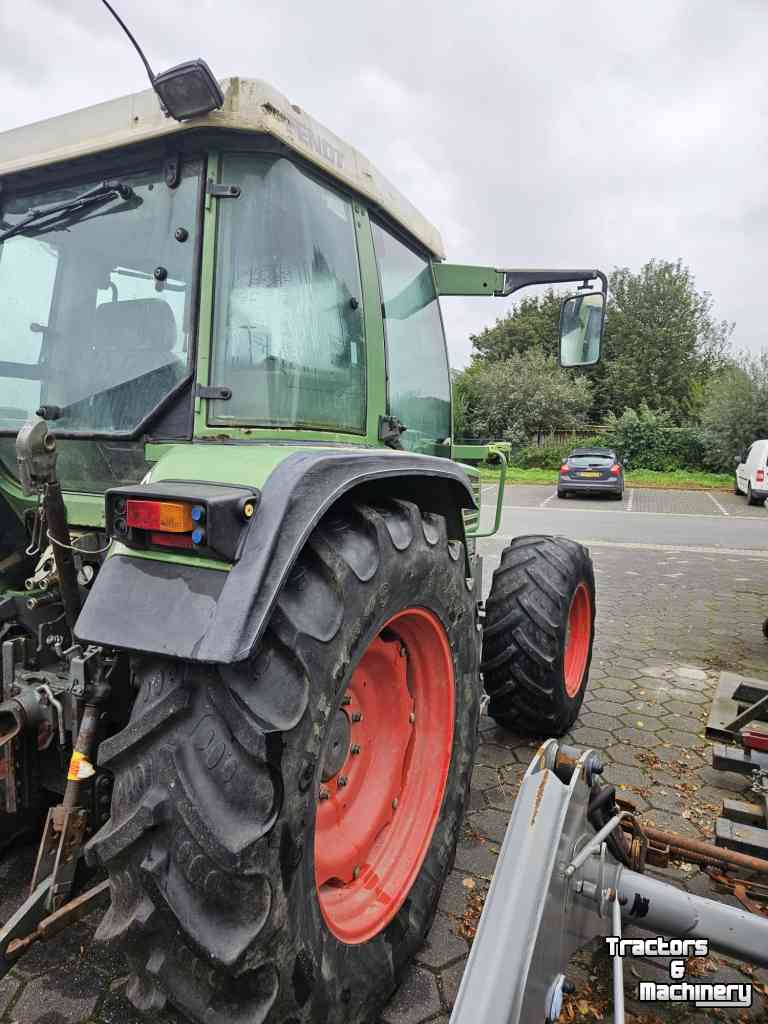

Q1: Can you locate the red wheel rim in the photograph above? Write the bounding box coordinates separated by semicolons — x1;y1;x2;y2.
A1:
314;607;454;944
564;582;591;698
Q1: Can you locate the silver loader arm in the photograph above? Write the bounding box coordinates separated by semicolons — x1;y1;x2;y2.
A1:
450;741;768;1024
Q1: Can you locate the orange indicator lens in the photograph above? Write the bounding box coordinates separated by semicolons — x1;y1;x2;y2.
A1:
126;499;194;533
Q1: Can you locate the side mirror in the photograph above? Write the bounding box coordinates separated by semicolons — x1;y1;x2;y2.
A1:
735;455;743;465
559;291;605;367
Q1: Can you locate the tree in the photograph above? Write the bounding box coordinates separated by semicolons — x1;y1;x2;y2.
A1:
699;353;768;472
465;260;733;426
454;348;592;443
595;260;732;423
468;291;563;363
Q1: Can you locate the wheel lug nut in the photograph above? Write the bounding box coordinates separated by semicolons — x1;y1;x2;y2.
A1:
319;787;330;801
392;798;398;810
350;744;361;755
409;712;416;724
351;712;363;723
338;776;348;788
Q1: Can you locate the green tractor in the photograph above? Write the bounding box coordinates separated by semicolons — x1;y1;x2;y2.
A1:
0;65;605;1023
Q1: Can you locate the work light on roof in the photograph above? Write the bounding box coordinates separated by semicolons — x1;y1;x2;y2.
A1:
99;0;224;122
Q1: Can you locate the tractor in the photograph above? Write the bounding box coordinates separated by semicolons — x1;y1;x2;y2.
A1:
0;62;606;1023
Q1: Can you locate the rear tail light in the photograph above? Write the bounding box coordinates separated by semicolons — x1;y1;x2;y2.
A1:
560;465;569;474
757;469;765;483
126;499;194;533
610;464;621;476
107;484;260;561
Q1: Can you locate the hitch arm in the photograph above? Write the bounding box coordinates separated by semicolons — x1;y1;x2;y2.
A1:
450;741;768;1024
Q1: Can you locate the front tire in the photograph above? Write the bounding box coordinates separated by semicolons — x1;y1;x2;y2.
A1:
480;535;595;736
90;499;479;1024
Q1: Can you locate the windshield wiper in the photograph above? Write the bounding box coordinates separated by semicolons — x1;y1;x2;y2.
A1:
0;180;136;244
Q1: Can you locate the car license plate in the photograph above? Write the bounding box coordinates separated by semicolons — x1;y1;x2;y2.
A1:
579;471;601;478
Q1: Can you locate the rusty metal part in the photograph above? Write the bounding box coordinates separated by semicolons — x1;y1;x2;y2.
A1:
705;868;768;917
5;880;110;960
44;481;81;632
30;807;88;904
623;822;768;875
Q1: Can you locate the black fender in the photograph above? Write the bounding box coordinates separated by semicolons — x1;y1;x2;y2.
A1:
75;448;476;664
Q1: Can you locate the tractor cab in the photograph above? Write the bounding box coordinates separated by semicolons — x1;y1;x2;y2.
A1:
0;79;460;512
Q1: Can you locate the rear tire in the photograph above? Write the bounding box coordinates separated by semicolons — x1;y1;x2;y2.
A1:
481;535;595;736
90;499;479;1024
557;489;567;499
748;484;761;506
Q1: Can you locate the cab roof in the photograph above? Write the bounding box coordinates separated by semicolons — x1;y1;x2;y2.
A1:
0;76;444;258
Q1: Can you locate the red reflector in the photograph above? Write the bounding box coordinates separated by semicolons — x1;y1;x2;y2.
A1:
610;464;621;476
126;499;194;533
743;729;768;752
560;465;569;474
757;470;765;483
149;531;194;549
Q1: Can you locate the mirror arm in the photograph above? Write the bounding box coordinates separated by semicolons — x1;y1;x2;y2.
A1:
496;268;607;298
433;265;608;301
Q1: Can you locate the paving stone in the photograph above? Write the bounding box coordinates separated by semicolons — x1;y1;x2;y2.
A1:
568;727;613;748
466;807;510;845
414;913;468;969
484;782;520;813
436;870;480;917
614;726;661;747
584;699;627;719
474;744;518;769
577;712;620;732
453;835;499;878
466;787;486;813
602;763;652;790
0;975;21;1018
588;687;632;705
380;967;441;1024
655;728;705;748
607;743;655;770
675;665;708;680
470;765;502;791
12;968;102;1023
440;959;467;1010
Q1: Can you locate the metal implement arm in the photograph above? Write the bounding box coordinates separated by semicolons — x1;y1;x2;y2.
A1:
450;741;768;1024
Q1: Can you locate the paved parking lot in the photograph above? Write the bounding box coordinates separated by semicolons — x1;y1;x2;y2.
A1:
0;487;766;1023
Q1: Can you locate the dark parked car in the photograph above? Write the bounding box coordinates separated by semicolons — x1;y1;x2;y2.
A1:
557;447;624;500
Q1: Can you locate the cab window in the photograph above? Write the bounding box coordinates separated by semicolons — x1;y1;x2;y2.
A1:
370;221;451;454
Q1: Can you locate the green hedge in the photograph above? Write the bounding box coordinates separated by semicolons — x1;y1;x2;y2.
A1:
513;437;608;470
504;410;707;472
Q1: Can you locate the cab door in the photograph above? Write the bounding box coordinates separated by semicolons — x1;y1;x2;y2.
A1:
369;219;452;456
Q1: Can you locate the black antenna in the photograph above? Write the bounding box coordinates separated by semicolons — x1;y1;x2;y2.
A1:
99;0;155;84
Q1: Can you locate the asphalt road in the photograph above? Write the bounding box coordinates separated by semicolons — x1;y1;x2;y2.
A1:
479;484;768;559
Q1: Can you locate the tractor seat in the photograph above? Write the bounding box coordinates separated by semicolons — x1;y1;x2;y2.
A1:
91;298;179;379
85;298;184;429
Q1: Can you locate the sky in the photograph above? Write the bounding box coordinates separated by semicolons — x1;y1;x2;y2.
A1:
1;0;766;368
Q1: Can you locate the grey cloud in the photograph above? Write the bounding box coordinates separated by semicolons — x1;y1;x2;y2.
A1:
2;0;766;366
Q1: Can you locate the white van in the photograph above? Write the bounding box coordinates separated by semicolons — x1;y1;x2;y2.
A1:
735;440;768;505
